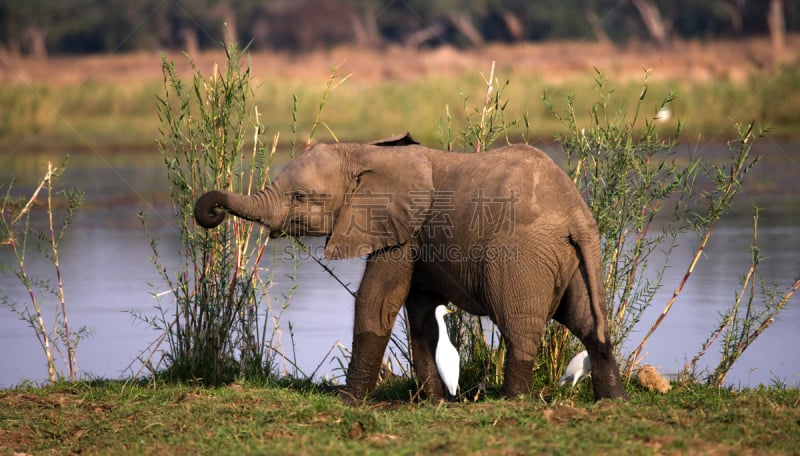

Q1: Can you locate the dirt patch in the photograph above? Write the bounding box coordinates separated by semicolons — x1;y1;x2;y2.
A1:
0;427;35;451
1;36;797;87
543;404;589;425
2;391;111;412
1;392;71;409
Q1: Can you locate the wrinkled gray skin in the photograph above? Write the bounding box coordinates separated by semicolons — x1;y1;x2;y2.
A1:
194;133;628;403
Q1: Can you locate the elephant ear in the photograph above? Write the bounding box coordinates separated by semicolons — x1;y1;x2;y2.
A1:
368;132;419;147
325;148;432;260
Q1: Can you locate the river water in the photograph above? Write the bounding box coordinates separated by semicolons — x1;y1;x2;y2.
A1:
1;142;798;389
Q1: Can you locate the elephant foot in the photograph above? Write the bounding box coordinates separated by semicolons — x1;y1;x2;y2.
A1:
337;386;364;405
590;358;629;401
502;359;535;398
415;372;446;403
423;390;447;403
593;379;628;401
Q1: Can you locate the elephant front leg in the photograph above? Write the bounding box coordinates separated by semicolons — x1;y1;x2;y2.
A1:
341;245;414;403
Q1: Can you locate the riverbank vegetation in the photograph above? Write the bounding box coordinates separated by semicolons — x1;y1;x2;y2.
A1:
2;39;800;150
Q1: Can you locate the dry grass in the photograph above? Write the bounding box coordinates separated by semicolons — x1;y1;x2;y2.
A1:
2;36;796;88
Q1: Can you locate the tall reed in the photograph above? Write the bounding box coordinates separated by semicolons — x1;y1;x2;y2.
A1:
623;121;759;372
1;160;88;384
686;209;800;387
137;45;278;385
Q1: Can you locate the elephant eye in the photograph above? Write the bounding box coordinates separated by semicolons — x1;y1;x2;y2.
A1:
292;191;307;204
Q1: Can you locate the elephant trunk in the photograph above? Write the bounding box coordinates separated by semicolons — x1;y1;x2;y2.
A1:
193;189;273;230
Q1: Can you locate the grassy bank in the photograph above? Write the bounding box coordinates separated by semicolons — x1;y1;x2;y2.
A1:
1;381;798;454
2;60;799;150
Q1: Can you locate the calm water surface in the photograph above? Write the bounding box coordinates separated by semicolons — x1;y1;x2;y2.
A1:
1;144;798;388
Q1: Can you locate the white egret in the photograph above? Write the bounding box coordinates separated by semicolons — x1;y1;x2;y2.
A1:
655;106;672;122
558;350;591;387
434;305;460;397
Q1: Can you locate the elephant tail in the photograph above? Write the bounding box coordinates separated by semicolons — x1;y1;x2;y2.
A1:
569;225;609;345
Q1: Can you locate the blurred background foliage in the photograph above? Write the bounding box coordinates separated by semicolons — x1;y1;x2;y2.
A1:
0;0;796;57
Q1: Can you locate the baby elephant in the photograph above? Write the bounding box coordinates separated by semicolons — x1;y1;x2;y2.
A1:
194;133;628;402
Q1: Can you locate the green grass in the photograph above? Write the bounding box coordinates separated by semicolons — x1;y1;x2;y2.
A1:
1;381;798;454
3;63;800;150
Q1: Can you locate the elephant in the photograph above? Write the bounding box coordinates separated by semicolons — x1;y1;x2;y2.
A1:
194;133;628;403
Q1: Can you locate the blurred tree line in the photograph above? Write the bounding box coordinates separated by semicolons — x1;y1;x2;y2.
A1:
0;0;795;58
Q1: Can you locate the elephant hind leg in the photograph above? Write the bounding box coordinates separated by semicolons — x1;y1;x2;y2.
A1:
406;290;449;401
501;344;540;398
487;265;555;398
491;299;549;398
554;267;628;400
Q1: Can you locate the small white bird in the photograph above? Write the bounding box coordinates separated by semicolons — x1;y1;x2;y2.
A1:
434;305;460;397
655;106;672;122
558;350;591;387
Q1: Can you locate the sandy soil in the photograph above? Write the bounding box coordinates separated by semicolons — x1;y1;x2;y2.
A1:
1;36;798;87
